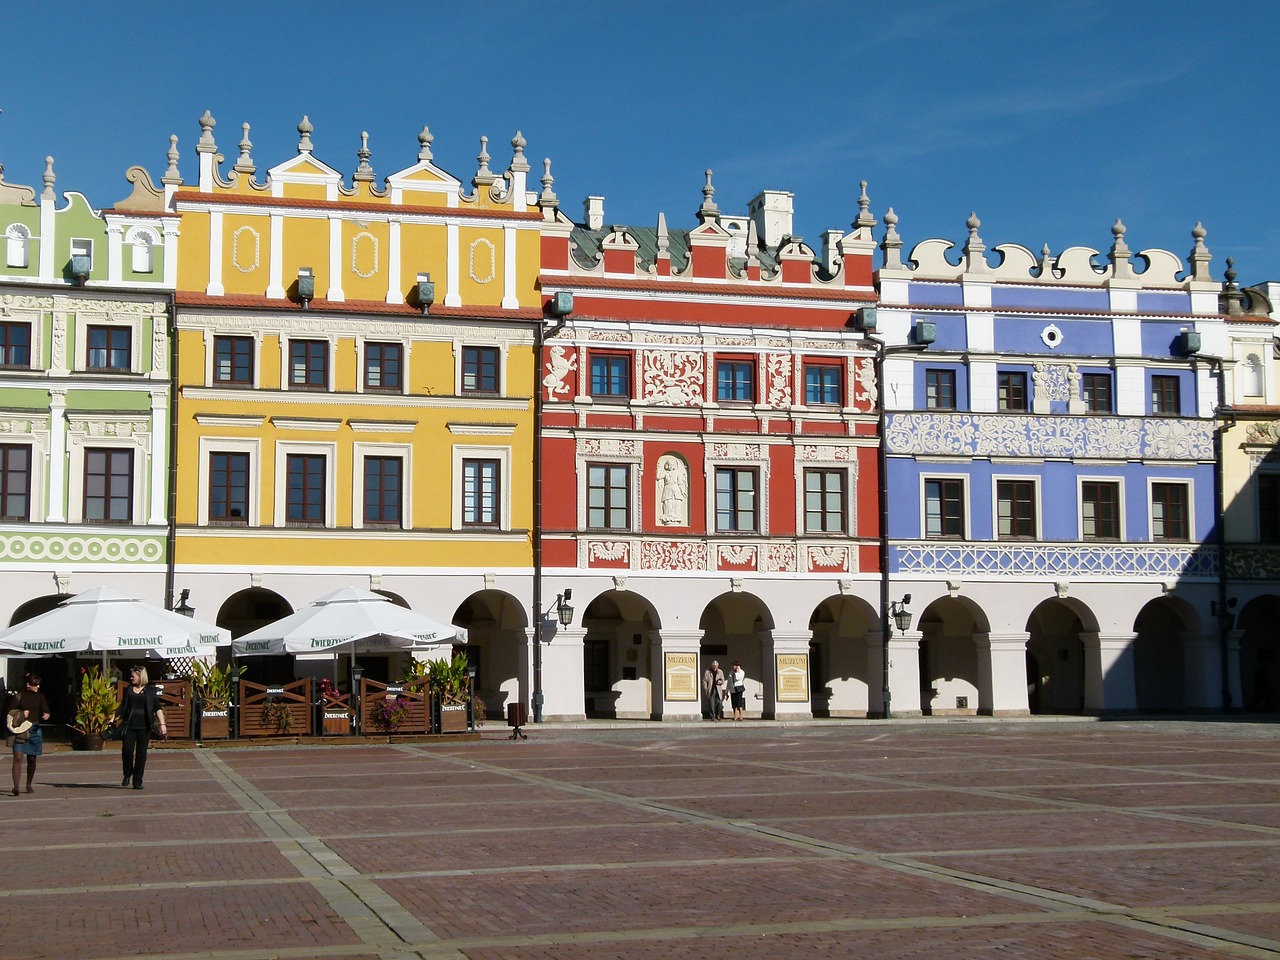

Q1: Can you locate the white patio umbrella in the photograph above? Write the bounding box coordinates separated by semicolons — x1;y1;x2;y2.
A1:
0;586;230;659
232;587;462;656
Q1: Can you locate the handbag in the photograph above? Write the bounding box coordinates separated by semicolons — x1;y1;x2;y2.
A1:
150;714;164;739
105;724;125;742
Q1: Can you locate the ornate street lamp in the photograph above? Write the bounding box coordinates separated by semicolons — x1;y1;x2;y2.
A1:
173;588;195;618
555;589;575;628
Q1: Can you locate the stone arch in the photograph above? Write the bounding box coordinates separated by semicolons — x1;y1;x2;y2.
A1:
917;596;989;715
372;589;410;609
808;594;877;717
1025;597;1096;714
452;589;527;721
218;587;295;685
698;591;774;718
581;589;661;718
1133;595;1199;712
1239;595;1280;712
9;593;69;627
5;593;74;721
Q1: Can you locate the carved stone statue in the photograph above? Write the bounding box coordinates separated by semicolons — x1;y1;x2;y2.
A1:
656;455;688;526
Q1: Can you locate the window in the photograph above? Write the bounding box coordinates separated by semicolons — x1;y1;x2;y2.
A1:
289;339;328;389
804;364;841;406
1151;375;1180;416
70;238;93;271
0;445;31;521
462;458;500;526
998;371;1027;412
84;449;132;523
461;346;499;394
1082;373;1112;413
208;452;249;524
1260;475;1280;543
88;326;130;372
365;342;403;392
213;336;253;384
587;464;629;529
925;479;964;538
804;469;845;533
0;322;30;367
1151;482;1189;541
286;454;326;525
997;479;1036;539
363;456;402;526
925;369;956;410
590;354;630;399
716;360;754;402
715;467;757;532
1081;481;1120;540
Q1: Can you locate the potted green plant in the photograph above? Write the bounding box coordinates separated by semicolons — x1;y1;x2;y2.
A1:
72;665;119;751
426;653;472;733
192;660;244;739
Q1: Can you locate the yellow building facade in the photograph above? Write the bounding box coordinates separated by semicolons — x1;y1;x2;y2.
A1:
169;114;543;701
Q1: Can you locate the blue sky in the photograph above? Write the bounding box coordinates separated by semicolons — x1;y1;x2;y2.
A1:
3;0;1277;284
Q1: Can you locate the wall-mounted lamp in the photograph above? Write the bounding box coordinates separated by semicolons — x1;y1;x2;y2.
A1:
416;272;435;314
297;267;315;309
912;320;936;346
853;305;877;331
173;588;195;618
1175;328;1202;356
889;594;913;634
548;291;574;317
1210;597;1237;631
70;255;92;285
555;589;574;628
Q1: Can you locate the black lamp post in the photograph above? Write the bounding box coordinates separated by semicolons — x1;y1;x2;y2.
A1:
173;589;195;618
883;594;912;719
351;664;364;736
466;659;477;731
556;590;575;628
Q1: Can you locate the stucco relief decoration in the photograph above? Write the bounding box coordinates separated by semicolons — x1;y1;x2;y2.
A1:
1227;548;1280;580
656;455;689;526
151;323;166;375
854;358;877;411
1040;323;1064;349
581;438;638;458
232;226;260;274
765;543;797;572
719;544;757;565
641;351;703;405
543;345;576;396
646;333;702;346
51;318;67;370
1089;418;1143;458
808;545;850;570
897;542;1213;579
641;540;707;570
0;535;163;564
589;541;630;562
1028;417;1089;458
709;442;763;461
0;419;40;435
797;444;852;462
1245;421;1280;446
1033;361;1077;401
765;355;792;408
351;232;379;279
469;238;496;284
886;414;977;456
1145;419;1212;460
975;417;1032;456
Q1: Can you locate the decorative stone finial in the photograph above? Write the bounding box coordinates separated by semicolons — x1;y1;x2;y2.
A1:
509;131;529;173
42;156;55;198
1108;217;1133;278
163;135;182;183
418;125;434;162
854;179;876;230
539;157;557;205
880;207;903;270
966;211;981;236
354;131;374;181
656;211;670;257
197;110;217;153
1189;220;1212;282
472;136;495;187
234;123;255;173
297;116;314;153
1223;257;1245;315
963;211;988;272
698;169;719;220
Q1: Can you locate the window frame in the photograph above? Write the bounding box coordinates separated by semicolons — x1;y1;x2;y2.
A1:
586;462;631;530
362;341;404;393
287;338;330;391
715;466;758;533
362;455;404;527
0;443;32;522
803;467;847;534
1150;480;1190;542
273;442;334;529
83;447;134;524
461;345;500;395
1082;372;1113;413
0;321;31;368
208;451;251;525
589;352;631;400
213;335;254;386
997;370;1028;412
995;478;1038;541
803;362;842;407
925;368;957;411
1151;374;1181;416
285;453;328;526
87;324;132;372
715;359;755;403
1079;478;1122;541
923;477;966;539
461;458;502;528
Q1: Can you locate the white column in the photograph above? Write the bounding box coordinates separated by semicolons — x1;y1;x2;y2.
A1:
1183;631;1220;710
385;218;402;304
888;632;923;716
652;630;702;721
866;627;886;716
106;222;123;284
266;213;285;298
1227;629;1244;710
445;222;462;307
540;626;585;722
764;630;812;720
162;221;180;290
148;390;167;526
1083;632;1137;712
326;214;344;302
206;210;224;296
977;632;1030;716
46;389;67;522
501;225;519;309
38;187;55;280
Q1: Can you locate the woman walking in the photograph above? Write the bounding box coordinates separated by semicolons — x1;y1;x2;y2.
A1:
729;660;747;721
112;666;166;790
10;673;49;795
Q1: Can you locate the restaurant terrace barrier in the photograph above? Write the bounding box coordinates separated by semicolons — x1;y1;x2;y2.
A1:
114;679;192;739
238;678;314;737
359;678;429;735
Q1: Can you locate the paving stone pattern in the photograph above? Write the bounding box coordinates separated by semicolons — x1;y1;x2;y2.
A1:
0;720;1278;959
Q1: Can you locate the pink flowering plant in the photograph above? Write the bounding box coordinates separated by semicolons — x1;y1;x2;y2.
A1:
369;693;410;733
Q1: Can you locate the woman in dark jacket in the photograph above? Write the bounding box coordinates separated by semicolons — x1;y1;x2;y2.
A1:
112;665;167;790
11;673;50;796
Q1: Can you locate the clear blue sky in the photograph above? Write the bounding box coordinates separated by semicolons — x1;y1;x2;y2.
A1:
3;0;1277;284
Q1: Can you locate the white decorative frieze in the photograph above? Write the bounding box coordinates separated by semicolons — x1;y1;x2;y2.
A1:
1033;361;1079;402
797;444;854;462
640;540;707;570
708;442;764;461
765;354;792;408
718;544;757;565
807;544;851;570
588;541;630;562
641;351;704;405
351;232;379;279
894;541;1216;579
580;437;639;457
764;542;797;572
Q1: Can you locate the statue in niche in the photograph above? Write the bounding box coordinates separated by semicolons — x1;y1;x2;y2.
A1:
656;455;689;526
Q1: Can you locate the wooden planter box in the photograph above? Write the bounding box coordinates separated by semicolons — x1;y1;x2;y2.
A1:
238;679;313;737
439;703;468;733
360;679;429;735
199;706;231;739
320;690;354;735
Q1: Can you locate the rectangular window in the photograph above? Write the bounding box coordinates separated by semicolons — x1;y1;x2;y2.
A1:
804;364;841;406
998;371;1027;412
363;456;403;526
285;453;326;525
1151;482;1189;542
587;464;629;529
804;469;845;533
1082;373;1112;413
925;369;956;410
365;342;403;392
462;458;500;527
925;478;964;538
716;360;754;402
289;340;328;389
0;444;31;522
1259;475;1280;544
1081;480;1120;540
1151;375;1180;416
84;448;132;523
590;354;630;398
461;346;499;394
715;467;757;532
0;322;30;367
208;452;250;524
213;336;253;384
997;479;1037;539
88;326;130;371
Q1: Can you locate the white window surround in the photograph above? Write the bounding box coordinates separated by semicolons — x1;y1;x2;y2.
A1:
454;339;508;396
67;441;144;525
74;314;142;374
1075;475;1126;541
576;446;642;533
5;224;32;268
352;441;413;530
0;437;47;521
704;449;770;535
355;336;411;395
1147;476;1194;543
70;238;94;271
451;443;512;531
920;473;970;540
990;474;1041;541
273;440;337;528
203;330;264;388
793;455;856;535
197;437;261;526
281;334;338;392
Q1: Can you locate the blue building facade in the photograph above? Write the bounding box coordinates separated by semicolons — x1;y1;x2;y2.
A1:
876;213;1227;716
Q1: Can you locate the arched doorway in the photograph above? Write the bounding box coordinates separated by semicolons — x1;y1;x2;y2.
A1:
6;594;75;724
808;595;876;717
218;588;294;684
917;596;987;716
453;590;527;722
1133;596;1197;712
1239;595;1280;713
1025;598;1093;715
699;591;774;719
581;590;660;719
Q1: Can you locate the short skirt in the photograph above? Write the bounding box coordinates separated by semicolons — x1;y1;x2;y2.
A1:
13;724;42;756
